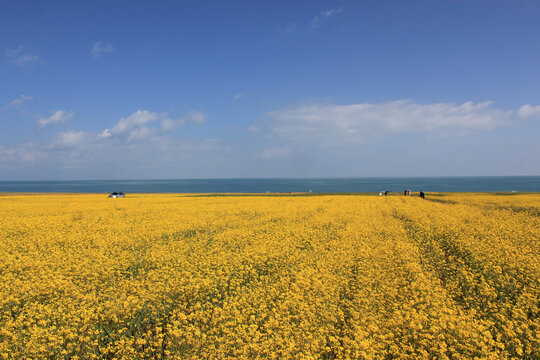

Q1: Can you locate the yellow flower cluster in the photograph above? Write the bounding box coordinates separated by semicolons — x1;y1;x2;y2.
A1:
0;193;538;359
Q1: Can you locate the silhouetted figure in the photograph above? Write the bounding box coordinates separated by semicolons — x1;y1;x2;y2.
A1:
420;191;425;199
404;190;408;196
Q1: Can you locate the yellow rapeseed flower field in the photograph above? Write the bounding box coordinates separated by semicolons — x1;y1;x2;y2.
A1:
0;193;538;359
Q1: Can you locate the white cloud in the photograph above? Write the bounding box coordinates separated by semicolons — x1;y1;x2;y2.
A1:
233;92;246;101
160;119;178;131
3;95;32;110
97;109;206;142
310;7;343;29
187;110;206;124
100;110;157;142
0;143;44;163
9;94;33;106
266;100;534;146
1;107;216;173
160;110;206;131
322;7;343;17
517;104;540;118
55;130;86;148
37;110;74;128
91;42;114;58
98;128;111;138
108;110;157;135
0;133;221;173
4;46;43;67
126;126;155;142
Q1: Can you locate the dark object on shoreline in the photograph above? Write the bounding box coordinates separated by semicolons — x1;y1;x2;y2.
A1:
108;192;125;198
420;191;425;199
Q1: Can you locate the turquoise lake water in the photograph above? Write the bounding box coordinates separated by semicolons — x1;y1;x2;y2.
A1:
0;177;538;193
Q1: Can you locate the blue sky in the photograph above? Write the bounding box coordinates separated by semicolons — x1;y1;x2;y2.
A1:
1;1;539;180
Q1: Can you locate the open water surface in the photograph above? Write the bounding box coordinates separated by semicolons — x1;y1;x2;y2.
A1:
0;177;539;193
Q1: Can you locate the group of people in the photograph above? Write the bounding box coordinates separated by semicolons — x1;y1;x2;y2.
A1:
378;190;426;198
403;189;426;199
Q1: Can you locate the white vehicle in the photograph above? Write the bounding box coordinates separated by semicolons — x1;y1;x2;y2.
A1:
108;192;126;198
